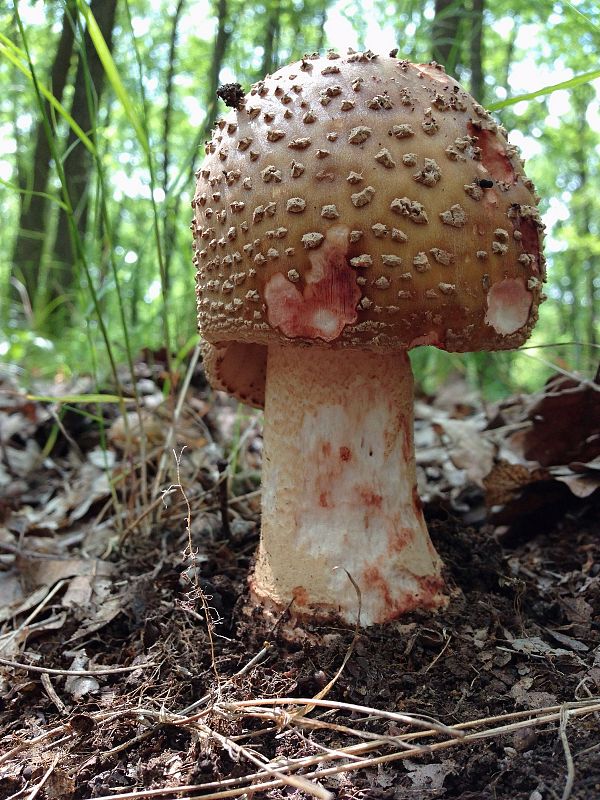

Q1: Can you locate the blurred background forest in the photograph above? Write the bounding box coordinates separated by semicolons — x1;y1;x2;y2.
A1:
0;0;598;397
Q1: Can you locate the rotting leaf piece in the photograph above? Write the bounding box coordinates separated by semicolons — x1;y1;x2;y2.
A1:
193;51;545;626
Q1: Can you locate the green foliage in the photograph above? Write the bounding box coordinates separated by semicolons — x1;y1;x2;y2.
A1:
0;0;598;395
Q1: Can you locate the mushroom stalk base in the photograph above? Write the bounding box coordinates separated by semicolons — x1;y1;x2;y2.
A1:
252;343;446;626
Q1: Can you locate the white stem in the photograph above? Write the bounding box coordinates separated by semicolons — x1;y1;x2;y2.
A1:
252;343;445;626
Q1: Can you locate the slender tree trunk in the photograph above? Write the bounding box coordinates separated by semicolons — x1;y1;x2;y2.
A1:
571;91;598;362
502;27;516;93
160;0;186;297
261;0;281;76
10;0;76;310
314;2;328;53
204;0;231;138
51;0;118;309
469;0;484;102
431;0;463;78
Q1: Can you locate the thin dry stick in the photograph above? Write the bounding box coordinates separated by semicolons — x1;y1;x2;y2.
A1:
559;705;575;800
25;753;59;800
216;459;231;537
173;446;220;688
40;673;67;714
0;579;67;654
195;719;333;800
0;656;156;676
220;697;461;737
152;344;201;501
294;568;361;721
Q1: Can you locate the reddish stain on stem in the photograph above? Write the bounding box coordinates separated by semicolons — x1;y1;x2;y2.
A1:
359;489;383;509
339;446;352;462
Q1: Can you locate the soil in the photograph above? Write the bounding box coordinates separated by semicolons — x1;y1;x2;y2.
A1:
1;363;599;800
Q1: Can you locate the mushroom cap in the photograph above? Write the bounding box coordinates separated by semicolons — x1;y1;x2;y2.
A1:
193;51;545;407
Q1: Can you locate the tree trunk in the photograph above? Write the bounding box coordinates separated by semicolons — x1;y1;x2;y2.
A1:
50;0;118;310
469;0;484;102
160;0;186;298
10;0;76;311
431;0;464;79
571;89;598;364
260;0;281;77
204;0;231;138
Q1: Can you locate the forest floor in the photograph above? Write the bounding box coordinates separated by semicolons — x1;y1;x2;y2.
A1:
1;354;599;800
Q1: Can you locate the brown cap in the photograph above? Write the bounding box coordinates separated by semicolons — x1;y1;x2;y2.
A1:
193;51;545;407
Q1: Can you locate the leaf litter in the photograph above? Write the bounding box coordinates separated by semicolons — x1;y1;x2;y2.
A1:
0;355;599;799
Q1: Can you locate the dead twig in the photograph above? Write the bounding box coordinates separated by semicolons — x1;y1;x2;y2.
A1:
0;656;155;676
559;705;575;800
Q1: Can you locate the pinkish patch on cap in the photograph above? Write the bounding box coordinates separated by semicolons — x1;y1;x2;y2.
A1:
468;123;516;185
485;277;532;335
265;225;360;341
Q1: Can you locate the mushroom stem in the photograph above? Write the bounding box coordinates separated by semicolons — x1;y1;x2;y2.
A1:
252;342;446;626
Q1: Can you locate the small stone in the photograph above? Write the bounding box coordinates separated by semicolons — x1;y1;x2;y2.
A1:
349;230;363;243
391;228;408;242
476;250;488;259
287;269;300;282
267;129;285;142
492;241;508;255
347;171;363;184
382;254;402;267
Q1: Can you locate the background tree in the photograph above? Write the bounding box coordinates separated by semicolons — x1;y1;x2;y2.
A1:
10;1;76;315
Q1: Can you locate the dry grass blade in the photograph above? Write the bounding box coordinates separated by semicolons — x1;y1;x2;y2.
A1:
0;656;155;676
219;696;462;737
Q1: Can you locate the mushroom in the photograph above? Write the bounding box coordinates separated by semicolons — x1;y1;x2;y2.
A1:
192;52;545;626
